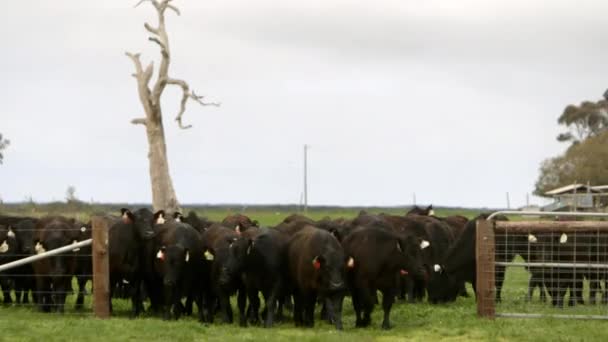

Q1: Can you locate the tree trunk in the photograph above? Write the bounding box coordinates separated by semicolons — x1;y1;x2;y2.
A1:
146;113;179;213
127;1;217;213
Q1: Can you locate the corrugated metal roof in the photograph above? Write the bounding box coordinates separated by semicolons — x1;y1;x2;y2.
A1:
545;184;591;196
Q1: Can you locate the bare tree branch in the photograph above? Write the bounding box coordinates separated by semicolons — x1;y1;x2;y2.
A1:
166;78;220;129
144;23;160;35
135;0;159;9
131;118;148;126
166;4;181;16
148;37;167;53
125;52;143;74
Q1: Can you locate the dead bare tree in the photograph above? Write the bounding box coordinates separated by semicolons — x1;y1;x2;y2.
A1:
126;0;218;212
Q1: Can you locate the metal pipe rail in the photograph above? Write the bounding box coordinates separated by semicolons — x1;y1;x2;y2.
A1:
487;211;608;220
495;261;608;269
0;239;92;273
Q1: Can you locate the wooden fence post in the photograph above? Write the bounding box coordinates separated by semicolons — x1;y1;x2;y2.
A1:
476;219;495;318
92;216;110;319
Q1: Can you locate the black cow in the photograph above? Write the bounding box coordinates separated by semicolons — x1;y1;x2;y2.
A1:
223;228;290;327
11;218;38;304
528;230;608;307
0;224;18;304
201;224;244;324
108;208;163;316
342;226;426;329
31;216;80;313
430;214;518;303
73;221;92;310
285;225;347;330
153;220;204;320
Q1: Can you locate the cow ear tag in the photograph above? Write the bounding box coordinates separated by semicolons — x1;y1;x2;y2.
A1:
185;251;190;262
347;257;355;268
7;228;15;238
157;249;165;261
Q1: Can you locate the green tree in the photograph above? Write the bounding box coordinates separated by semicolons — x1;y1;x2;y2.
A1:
535;130;608;196
0;133;9;164
556;92;608;144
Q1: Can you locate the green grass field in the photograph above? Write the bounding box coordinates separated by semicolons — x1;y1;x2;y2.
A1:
1;207;608;341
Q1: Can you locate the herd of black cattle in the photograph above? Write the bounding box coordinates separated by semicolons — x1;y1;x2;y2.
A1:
0;206;607;329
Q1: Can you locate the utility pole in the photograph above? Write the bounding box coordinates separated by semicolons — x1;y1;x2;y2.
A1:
304;144;309;214
506;192;511;209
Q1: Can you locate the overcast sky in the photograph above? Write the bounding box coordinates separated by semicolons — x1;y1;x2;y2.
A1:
1;0;607;208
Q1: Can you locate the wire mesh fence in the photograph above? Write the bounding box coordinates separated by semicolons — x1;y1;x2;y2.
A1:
477;214;608;320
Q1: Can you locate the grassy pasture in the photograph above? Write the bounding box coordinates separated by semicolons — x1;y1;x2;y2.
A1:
1;207;608;341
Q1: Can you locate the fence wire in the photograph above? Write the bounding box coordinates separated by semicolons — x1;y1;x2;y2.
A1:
0;227;94;315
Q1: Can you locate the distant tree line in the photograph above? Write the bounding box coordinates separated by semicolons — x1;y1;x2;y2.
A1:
534;90;608;196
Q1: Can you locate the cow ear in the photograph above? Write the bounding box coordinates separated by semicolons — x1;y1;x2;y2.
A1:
121;209;134;224
173;212;183;222
154;210;166;225
235;225;241;234
185;249;190;262
252;220;259;227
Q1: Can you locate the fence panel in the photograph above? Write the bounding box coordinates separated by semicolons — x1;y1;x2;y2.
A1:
477;212;608;320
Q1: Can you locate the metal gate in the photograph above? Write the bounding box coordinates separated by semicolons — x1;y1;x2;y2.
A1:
476;211;608;320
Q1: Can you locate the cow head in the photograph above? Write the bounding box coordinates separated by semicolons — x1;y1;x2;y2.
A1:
155;244;190;287
120;208;156;239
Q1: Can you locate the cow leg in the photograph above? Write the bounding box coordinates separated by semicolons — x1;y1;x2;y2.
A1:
262;283;281;328
293;292;304;327
495;265;506;303
237;287;249;327
526;273;535;302
75;275;88;310
303;292;316;327
380;288;395;330
248;289;262;326
358;287;373;327
352;287;363;327
130;278;144;317
218;290;233;324
326;292;344;330
589;275;598;305
0;278;12;305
